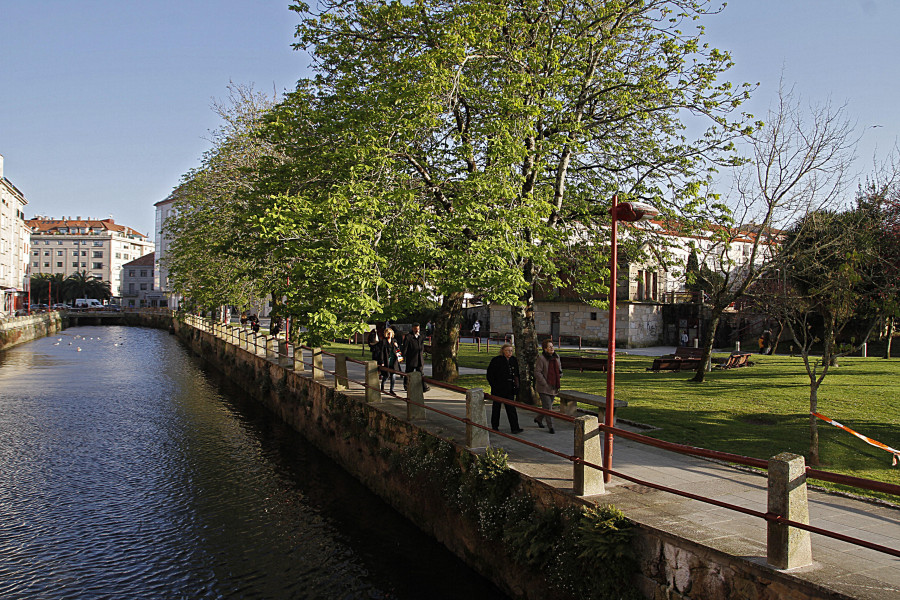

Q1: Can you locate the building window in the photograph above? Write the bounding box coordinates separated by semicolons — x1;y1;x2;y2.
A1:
93;251;103;258
56;262;63;267
43;240;49;245
115;253;121;259
72;262;79;267
128;283;135;292
590;312;597;321
43;251;49;256
58;240;64;245
140;270;147;277
150;282;154;291
72;251;79;256
93;241;103;247
33;262;38;267
43;262;49;267
81;262;87;267
57;250;63;256
140;283;148;290
128;270;135;276
92;262;103;269
81;251;87;256
33;251;38;256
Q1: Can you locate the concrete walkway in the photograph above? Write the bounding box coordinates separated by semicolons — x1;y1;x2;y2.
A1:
323;352;900;600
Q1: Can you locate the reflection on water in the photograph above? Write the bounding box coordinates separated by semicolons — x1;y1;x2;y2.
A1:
0;326;506;600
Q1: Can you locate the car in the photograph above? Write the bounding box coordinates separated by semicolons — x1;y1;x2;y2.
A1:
52;303;68;310
103;303;122;312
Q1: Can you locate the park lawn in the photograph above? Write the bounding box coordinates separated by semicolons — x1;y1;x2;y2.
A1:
326;341;899;500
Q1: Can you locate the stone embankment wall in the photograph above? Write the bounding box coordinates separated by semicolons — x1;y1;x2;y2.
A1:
174;318;855;600
0;312;64;351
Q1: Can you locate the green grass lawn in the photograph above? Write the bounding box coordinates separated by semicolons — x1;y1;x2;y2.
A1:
326;341;899;500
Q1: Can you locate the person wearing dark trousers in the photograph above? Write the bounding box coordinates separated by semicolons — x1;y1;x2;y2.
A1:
486;344;523;434
375;327;402;393
402;323;429;392
534;339;561;434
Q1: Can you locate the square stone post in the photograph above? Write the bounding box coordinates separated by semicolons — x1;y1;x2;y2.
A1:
255;334;265;356
294;346;306;372
406;371;426;420
278;341;292;368
311;347;324;380
465;388;490;449
767;453;812;569
365;361;380;403
574;415;605;496
266;336;278;360
334;354;349;391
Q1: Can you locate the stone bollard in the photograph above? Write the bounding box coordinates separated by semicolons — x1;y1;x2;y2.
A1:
735;340;741;352
311;347;324;380
406;371;426;420
767;453;813;570
365;361;380;403
574;415;605;496
294;346;306;372
861;342;867;358
266;336;278;360
465;388;490;450
334;354;349;391
239;330;248;351
255;334;266;357
278;341;292;368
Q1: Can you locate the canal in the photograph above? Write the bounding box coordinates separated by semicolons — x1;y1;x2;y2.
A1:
0;325;507;599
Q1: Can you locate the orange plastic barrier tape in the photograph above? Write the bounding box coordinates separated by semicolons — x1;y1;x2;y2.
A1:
812;412;900;466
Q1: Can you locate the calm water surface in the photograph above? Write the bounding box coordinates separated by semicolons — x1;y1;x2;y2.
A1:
0;326;507;599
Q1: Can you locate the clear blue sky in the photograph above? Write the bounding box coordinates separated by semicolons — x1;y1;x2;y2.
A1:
1;0;897;236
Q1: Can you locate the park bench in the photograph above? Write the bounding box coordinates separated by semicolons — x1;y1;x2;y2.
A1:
673;347;704;359
559;355;608;372
556;390;628;420
715;352;753;369
647;357;703;372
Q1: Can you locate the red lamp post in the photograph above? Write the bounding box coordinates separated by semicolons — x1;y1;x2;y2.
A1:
604;195;658;483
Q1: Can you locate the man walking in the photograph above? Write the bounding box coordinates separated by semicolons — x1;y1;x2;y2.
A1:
402;323;429;392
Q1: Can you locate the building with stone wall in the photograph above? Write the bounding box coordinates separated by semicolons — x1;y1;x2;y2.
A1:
0;154;31;316
26;216;154;299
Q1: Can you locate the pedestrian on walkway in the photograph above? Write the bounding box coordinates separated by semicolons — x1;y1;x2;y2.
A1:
534;339;561;434
375;327;402;393
366;325;380;360
402;322;429;392
472;319;481;343
487;344;523;434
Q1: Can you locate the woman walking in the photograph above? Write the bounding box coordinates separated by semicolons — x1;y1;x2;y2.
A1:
534;339;562;434
486;344;523;434
376;327;402;394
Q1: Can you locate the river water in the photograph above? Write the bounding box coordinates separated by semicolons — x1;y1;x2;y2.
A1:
0;326;507;600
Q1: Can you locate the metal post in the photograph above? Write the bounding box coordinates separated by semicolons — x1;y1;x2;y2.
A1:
334;354;349;391
574;415;605;496
465;388;490;449
604;194;619;484
767;453;813;569
407;371;426;420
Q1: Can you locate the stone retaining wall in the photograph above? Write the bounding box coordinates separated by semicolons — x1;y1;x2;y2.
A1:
0;312;64;351
175;318;857;600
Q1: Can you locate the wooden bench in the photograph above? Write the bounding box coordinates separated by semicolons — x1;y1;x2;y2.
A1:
559;355;608;372
647;357;703;372
673;347;704;359
556;390;628;419
715;352;752;369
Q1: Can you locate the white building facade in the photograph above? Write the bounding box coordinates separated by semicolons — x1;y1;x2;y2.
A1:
0;154;31;315
154;194;178;309
26;217;154;299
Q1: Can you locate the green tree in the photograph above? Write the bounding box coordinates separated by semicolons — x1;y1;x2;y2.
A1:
781;208;881;465
65;271;111;302
288;0;752;390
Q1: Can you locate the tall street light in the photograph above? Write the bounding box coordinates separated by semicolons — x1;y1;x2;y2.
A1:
605;195;658;483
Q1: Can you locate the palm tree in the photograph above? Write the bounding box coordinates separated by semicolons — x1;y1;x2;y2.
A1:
30;273;67;304
65;271;111;302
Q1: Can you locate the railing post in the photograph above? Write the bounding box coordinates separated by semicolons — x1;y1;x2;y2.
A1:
465;388;490;449
767;453;812;569
574;415;605;496
406;371;426;420
294;346;305;372
365;361;380;403
278;340;292;368
266;336;278;360
311;347;324;380
334;354;349;390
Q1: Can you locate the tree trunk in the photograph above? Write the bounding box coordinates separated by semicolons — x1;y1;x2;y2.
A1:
770;320;785;355
510;260;539;405
809;381;820;466
431;291;464;382
884;316;894;359
691;312;721;383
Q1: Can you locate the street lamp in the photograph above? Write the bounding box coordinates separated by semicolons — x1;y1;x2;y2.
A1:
605;195;658;483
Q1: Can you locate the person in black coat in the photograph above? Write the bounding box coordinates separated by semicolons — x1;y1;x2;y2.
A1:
375;327;402;393
401;323;429;392
486;344;523;434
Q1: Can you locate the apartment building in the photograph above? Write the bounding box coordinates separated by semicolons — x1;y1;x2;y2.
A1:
154;193;178;309
120;252;165;307
0;154;31;315
26;216;154;299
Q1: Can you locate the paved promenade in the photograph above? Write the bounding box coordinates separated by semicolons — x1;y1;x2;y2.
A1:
326;350;900;600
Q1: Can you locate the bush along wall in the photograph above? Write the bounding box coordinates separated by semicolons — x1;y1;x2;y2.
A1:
397;434;640;600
